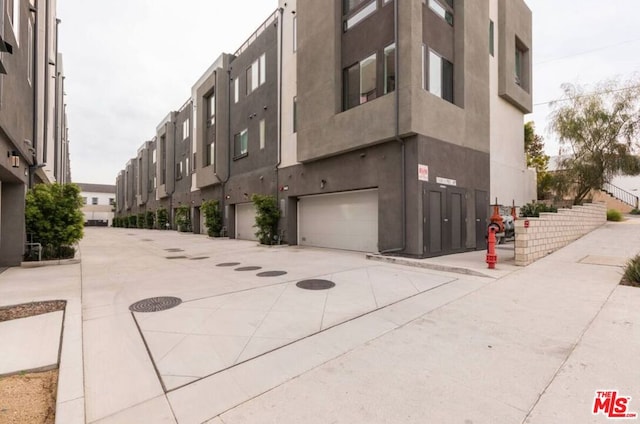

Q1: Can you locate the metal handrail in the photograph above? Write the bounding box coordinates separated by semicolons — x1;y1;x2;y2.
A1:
602;182;639;209
234;10;279;57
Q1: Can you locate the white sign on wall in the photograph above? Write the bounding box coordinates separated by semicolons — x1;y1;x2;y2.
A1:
436;177;457;186
418;164;429;182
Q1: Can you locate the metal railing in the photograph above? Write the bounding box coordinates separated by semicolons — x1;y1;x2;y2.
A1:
234;10;279;57
602;182;639;209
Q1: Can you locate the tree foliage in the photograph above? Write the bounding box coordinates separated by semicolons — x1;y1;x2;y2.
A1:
251;194;280;245
25;183;84;259
201;200;223;237
549;79;640;204
524;121;554;199
175;205;191;232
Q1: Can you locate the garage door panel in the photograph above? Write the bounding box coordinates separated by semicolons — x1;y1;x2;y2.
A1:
298;189;378;252
236;203;258;241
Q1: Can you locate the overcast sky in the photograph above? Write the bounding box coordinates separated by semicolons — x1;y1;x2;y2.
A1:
58;0;640;185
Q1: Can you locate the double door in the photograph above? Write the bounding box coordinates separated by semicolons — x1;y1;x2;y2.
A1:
423;185;467;256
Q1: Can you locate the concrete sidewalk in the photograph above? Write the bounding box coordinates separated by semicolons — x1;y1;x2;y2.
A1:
0;219;638;423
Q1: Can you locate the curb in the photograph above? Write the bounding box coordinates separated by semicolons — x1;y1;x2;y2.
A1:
366;254;495;279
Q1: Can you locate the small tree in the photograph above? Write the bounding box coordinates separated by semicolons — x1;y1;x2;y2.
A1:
251;194;280;245
201;200;223;237
175;205;191;232
157;208;168;230
549;79;640;204
145;211;155;229
25;183;84;259
524;122;554;199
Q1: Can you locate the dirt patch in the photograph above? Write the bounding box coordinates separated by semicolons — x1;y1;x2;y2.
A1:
620;279;640;288
0;370;58;424
0;301;66;323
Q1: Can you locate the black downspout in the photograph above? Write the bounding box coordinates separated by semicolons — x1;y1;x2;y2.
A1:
29;2;38;188
53;18;60;181
42;0;50;166
220;66;233;235
381;0;406;254
275;7;284;239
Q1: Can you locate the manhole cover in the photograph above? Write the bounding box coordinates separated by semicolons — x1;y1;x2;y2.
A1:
217;262;241;267
235;266;262;271
257;271;288;277
296;279;335;290
166;256;188;260
190;257;209;260
165;248;184;252
129;297;182;313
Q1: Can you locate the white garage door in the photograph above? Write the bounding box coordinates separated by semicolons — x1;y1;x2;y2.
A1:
298;189;378;252
235;203;258;241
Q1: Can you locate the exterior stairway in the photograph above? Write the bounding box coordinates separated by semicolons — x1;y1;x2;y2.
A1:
593;182;640;213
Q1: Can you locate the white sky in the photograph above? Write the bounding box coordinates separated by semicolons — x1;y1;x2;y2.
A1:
58;0;640;184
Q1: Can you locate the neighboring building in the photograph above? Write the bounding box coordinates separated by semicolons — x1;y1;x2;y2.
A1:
115;0;533;258
78;183;115;227
0;0;69;266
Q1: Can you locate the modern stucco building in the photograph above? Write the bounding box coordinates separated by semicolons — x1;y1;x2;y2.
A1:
0;0;69;266
115;0;534;258
78;183;115;227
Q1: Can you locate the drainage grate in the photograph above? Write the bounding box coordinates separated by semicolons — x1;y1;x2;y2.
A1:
257;271;288;277
129;297;182;313
235;266;262;271
166;256;188;260
165;248;184;252
296;279;335;290
217;262;241;267
190;257;210;260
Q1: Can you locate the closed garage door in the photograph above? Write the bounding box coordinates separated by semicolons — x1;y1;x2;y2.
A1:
235;203;258;241
298;189;378;252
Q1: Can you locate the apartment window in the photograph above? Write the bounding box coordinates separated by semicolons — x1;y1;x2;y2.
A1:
427;50;453;103
176;161;183;180
207;91;215;126
82;197;87;205
193;153;196;171
109;198;115;206
427;0;453;26
27;18;33;83
160;136;166;184
259;119;266;150
515;45;523;87
246;53;266;95
186;157;190;177
293;96;297;133
152;149;156;164
234;129;248;158
344;53;377;110
384;43;396;94
206;143;214;166
344;0;377;31
489;20;495;57
153;177;157;189
514;37;530;92
8;0;20;44
182;118;190;140
234;78;239;103
293;16;297;52
92;197;98;205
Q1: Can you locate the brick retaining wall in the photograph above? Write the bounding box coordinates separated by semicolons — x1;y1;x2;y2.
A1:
514;203;606;266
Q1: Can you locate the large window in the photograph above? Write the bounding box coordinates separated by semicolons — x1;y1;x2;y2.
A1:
259;119;266;150
234;129;248;158
343;0;377;31
207;91;215;126
427;50;453;103
92;197;98;205
343;53;377;110
176;161;183;180
206;143;214;167
160;136;166;184
8;0;20;44
246;53;266;95
384;43;396;94
426;0;453;26
182;118;190;140
489;20;495;57
234;78;239;103
515;45;523;87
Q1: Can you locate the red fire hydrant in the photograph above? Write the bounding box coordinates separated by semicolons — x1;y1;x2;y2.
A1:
486;227;498;269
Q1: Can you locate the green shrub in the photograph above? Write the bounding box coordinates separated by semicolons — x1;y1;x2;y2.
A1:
128;215;137;228
630;208;640;215
25;183;84;260
137;213;145;228
622;254;640;287
175;205;191;232
607;209;623;221
145;211;155;229
201;200;223;237
520;202;558;218
251;194;280;245
157;208;168;230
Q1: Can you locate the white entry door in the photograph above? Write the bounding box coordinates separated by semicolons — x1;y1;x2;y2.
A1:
235;203;258;241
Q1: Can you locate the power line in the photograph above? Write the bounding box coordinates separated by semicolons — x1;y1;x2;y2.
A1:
535;37;640;66
533;84;640;108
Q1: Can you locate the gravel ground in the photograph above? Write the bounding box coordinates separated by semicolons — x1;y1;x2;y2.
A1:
0;301;66;323
0;370;58;424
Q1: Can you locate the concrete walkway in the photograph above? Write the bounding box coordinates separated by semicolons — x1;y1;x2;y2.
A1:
0;219;638;423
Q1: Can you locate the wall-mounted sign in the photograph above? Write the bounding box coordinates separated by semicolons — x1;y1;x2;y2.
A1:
418;164;429;182
436;177;457;186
